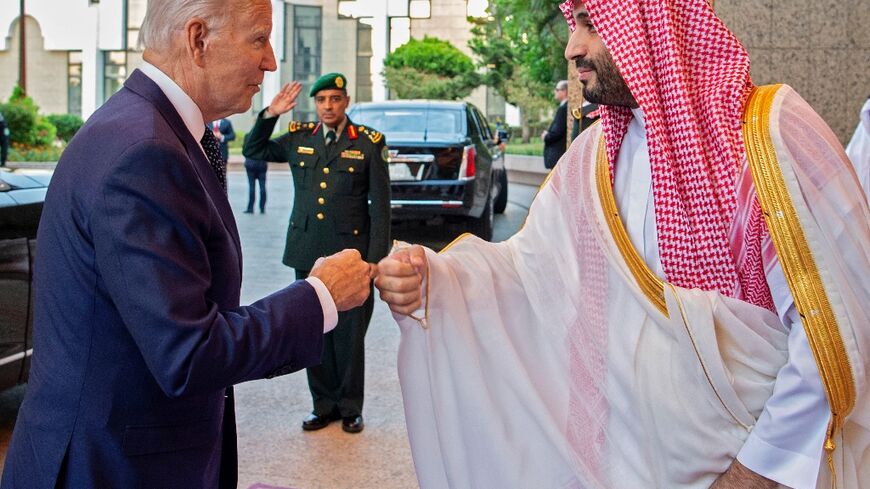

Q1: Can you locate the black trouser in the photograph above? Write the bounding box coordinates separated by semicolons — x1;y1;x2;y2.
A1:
0;133;7;167
245;167;267;211
296;269;373;418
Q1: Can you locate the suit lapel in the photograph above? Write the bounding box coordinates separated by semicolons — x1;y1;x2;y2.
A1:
123;70;242;261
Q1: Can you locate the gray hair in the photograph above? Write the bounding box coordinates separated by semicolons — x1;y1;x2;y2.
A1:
556;80;569;91
139;0;229;51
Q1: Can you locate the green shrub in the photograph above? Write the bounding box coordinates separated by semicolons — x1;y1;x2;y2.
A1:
33;118;57;146
46;114;84;142
0;103;36;145
8;85;39;113
383;37;481;100
9;142;63;162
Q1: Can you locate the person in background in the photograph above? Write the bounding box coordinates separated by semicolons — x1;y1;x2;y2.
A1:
0;2;374;487
244;73;391;434
542;79;569;169
210;117;236;162
0;110;8;167
845;95;870;198
242;133;268;214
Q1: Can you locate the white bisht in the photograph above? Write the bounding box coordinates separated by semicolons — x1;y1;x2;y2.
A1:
395;86;870;489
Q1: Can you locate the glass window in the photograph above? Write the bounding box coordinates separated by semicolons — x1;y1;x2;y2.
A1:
475;108;493;140
293;6;322;122
103;51;127;104
349;108;464;140
68;51;82;116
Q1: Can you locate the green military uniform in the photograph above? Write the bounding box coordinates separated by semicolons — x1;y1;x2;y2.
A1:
243;75;390;421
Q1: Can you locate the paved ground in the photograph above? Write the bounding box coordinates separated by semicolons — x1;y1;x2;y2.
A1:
0;169;538;488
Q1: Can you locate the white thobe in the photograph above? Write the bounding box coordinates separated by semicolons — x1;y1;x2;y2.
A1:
614;108;829;489
845;98;870;199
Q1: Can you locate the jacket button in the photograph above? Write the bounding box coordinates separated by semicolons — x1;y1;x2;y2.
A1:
323;168;330;174
318;197;325;205
316;213;325;220
300;162;305;167
348;167;355;173
353;229;359;236
320;182;327;189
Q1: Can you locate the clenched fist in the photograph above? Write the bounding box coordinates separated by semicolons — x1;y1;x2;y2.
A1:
310;249;376;312
374;245;428;315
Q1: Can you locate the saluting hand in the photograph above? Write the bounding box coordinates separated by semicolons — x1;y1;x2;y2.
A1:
309;249;375;312
374;245;428;316
265;81;303;117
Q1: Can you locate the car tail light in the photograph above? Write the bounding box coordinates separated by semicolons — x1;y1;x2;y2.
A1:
459;145;476;179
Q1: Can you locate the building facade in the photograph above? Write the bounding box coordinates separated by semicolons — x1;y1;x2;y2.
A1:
0;1;866;142
0;0;505;135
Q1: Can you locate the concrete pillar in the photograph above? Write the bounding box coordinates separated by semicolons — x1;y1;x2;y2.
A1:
80;4;100;119
369;2;389;102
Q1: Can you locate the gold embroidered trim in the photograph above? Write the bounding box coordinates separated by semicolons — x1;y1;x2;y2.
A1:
743;84;855;468
595;138;668;316
439;232;473;254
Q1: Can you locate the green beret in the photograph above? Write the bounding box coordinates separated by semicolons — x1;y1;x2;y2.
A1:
309;73;348;97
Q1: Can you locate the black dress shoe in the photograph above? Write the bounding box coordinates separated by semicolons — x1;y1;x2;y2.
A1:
243;209;253;214
341;415;364;433
302;412;335;431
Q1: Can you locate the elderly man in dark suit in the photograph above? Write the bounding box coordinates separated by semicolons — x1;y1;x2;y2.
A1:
0;1;374;488
542;80;569;169
244;73;390;434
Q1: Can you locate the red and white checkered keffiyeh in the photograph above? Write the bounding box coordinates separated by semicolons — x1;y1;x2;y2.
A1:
561;0;773;308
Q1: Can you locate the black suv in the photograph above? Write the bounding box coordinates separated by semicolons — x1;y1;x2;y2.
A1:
0;168;50;391
347;100;508;241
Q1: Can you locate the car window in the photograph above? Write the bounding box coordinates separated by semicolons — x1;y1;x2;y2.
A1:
475;109;494;140
466;109;481;139
349;107;465;140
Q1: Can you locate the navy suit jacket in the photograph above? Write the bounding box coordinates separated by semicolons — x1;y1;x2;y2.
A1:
1;70;324;489
543;101;568;169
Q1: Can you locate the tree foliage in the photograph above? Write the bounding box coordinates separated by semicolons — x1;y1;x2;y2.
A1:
383;36;481;100
469;0;569;139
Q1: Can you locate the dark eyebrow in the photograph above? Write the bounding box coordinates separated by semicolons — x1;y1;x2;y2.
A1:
574;9;589;21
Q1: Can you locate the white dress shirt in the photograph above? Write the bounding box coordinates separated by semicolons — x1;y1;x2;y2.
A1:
613;108;829;489
138;62;338;333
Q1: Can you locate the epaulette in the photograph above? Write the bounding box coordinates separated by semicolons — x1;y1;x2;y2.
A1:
288;121;316;133
358;126;383;144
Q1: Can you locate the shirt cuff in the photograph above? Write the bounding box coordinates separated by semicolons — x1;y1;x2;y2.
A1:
305;277;338;333
737;431;824;489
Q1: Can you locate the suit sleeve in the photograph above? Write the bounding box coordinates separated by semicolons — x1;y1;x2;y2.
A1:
543;104;568;144
243;109;293;163
367;139;391;263
222;119;236;143
91;139;323;398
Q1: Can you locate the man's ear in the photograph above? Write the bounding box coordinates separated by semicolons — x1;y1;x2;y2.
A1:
185;17;209;67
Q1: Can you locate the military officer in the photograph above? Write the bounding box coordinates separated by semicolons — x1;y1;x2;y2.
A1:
243;73;390;434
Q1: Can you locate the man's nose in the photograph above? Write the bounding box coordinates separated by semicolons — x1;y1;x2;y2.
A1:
262;41;278;72
564;29;586;62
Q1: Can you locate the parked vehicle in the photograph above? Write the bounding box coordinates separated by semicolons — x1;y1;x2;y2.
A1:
0;168;50;391
347;100;508;241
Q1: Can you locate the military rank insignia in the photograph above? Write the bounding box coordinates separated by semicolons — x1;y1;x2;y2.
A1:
361;127;383;144
340;149;365;160
288;121;315;133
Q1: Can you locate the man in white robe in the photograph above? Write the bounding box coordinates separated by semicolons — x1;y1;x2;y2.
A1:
374;1;870;488
845;97;870;198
